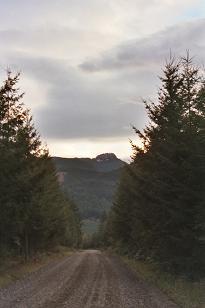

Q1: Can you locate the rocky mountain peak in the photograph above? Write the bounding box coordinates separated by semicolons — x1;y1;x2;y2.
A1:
95;153;118;162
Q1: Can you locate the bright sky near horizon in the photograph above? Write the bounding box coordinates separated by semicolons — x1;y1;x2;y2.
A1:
0;0;205;159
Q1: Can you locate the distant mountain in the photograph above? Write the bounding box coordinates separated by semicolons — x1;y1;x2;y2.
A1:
52;153;125;221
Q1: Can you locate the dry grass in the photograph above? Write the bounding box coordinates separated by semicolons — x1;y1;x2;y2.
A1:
0;246;73;288
123;257;205;308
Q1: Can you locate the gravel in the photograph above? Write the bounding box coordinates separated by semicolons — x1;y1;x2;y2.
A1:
0;250;178;308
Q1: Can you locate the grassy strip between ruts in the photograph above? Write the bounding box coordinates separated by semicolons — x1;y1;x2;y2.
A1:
122;256;205;308
0;246;74;288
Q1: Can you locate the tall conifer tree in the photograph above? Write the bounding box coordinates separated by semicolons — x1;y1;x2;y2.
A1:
109;55;205;277
0;72;82;259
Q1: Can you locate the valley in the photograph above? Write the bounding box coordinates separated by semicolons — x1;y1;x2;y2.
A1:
53;153;125;233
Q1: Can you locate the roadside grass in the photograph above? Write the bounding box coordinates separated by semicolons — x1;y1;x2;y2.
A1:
122;257;205;308
0;246;73;288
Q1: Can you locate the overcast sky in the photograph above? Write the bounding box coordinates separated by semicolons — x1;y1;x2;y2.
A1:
1;0;205;159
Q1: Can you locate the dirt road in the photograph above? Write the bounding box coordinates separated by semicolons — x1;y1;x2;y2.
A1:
0;250;178;308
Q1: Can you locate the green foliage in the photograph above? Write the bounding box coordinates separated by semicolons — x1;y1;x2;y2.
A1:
0;72;81;260
107;54;205;278
53;156;124;220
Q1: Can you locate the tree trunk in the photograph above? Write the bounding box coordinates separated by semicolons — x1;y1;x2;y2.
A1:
24;229;29;262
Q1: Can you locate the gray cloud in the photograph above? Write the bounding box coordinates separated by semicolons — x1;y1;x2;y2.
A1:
2;53;146;139
39;86;146;139
4;18;205;141
80;19;205;72
35;62;146;139
0;7;205;145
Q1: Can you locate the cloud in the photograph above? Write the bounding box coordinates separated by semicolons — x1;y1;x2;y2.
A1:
0;1;204;157
3;18;205;142
35;62;146;139
0;27;117;66
1;52;146;139
80;19;205;72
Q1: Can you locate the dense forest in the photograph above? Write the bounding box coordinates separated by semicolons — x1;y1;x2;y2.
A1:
0;72;81;261
103;55;205;279
53;154;124;220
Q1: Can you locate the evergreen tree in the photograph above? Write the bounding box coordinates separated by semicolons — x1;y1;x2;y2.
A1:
0;72;82;260
109;55;205;277
0;72;27;255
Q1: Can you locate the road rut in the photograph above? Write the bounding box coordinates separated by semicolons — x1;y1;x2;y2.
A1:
0;250;178;308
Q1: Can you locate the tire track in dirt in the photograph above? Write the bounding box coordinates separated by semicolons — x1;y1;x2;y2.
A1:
0;250;179;308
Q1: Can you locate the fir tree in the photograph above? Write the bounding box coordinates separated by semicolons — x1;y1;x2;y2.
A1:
0;72;82;260
109;55;205;278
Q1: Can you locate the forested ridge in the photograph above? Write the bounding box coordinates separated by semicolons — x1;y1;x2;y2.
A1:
102;55;205;279
53;154;124;220
0;72;81;261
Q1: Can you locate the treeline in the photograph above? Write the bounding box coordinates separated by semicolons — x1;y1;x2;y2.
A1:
0;72;81;261
104;55;205;279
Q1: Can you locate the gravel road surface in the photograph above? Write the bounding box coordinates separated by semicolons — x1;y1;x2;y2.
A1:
0;250;178;308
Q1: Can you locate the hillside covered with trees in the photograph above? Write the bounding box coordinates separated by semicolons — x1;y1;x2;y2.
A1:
53;153;124;221
104;55;205;279
0;72;82;261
